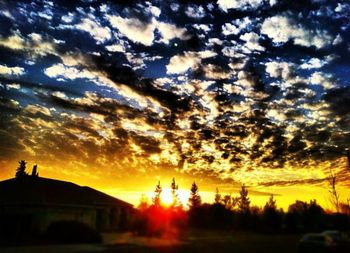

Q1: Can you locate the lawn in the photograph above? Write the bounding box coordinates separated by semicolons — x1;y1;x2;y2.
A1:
101;230;301;253
0;230;302;253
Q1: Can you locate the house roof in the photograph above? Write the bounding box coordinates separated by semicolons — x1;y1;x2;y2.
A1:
0;176;133;208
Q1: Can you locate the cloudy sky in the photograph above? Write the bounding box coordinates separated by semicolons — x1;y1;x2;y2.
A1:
0;0;349;208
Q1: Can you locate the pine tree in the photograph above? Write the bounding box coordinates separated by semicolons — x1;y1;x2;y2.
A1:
264;195;277;211
223;194;232;209
214;187;221;204
152;181;162;206
171;178;181;207
238;184;250;213
15;160;27;178
188;181;201;208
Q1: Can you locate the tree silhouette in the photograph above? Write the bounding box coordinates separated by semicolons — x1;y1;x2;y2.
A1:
15;160;27;178
286;200;325;231
328;168;340;213
340;199;350;215
188;181;201;209
171;178;182;208
222;194;231;209
238;184;250;213
264;195;277;210
263;195;281;231
214;187;221;204
152;181;162;207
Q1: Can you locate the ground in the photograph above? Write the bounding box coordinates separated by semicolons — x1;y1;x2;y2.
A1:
0;230;301;253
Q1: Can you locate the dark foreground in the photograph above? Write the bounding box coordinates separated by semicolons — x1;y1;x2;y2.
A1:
0;231;303;253
103;232;301;253
2;230;349;253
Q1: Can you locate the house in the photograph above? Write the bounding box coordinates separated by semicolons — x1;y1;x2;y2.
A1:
0;173;134;238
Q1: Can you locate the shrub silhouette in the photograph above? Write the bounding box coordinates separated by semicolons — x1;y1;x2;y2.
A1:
44;221;102;243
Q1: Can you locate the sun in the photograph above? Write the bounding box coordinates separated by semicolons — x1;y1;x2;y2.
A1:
159;188;190;207
161;188;173;206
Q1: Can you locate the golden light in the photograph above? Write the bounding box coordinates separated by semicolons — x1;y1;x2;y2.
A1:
161;188;173;206
159;188;190;207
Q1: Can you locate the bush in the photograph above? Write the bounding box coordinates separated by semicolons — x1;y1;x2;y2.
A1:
44;221;102;243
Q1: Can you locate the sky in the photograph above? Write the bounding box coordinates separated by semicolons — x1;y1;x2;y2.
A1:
0;0;349;210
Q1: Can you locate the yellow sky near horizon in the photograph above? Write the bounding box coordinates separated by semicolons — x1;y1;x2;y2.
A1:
1;159;349;212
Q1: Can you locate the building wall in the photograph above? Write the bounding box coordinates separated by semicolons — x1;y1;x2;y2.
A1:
44;206;97;231
0;205;46;238
0;204;133;237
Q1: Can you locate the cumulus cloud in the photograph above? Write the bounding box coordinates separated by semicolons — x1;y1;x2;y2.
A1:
185;5;206;19
309;72;334;89
203;64;232;80
300;58;327;69
75;18;111;43
107;15;155;46
193;24;212;33
156;21;190;44
261;15;333;49
166;51;217;74
61;12;74;23
217;0;264;12
222;17;253;37
44;63;95;80
0;31;56;58
0;64;25;76
107;15;189;46
0;33;25;50
240;32;265;52
105;44;125;52
265;61;295;80
222;23;240;36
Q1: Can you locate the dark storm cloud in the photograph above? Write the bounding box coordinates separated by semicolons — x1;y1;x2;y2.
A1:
0;76;82;97
323;86;350;116
88;55;193;113
131;133;161;154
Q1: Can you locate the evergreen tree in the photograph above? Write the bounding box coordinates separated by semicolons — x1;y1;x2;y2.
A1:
152;181;162;206
231;196;240;210
238;184;250;213
264;195;277;211
223;194;232;209
214;187;221;204
15;160;27;178
171;178;181;207
263;195;281;230
188;181;201;208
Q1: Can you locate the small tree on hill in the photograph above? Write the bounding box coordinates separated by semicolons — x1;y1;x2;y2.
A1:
15;160;27;178
188;181;201;209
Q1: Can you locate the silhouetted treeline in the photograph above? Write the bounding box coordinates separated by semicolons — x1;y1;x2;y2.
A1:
189;186;350;233
133;181;350;236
